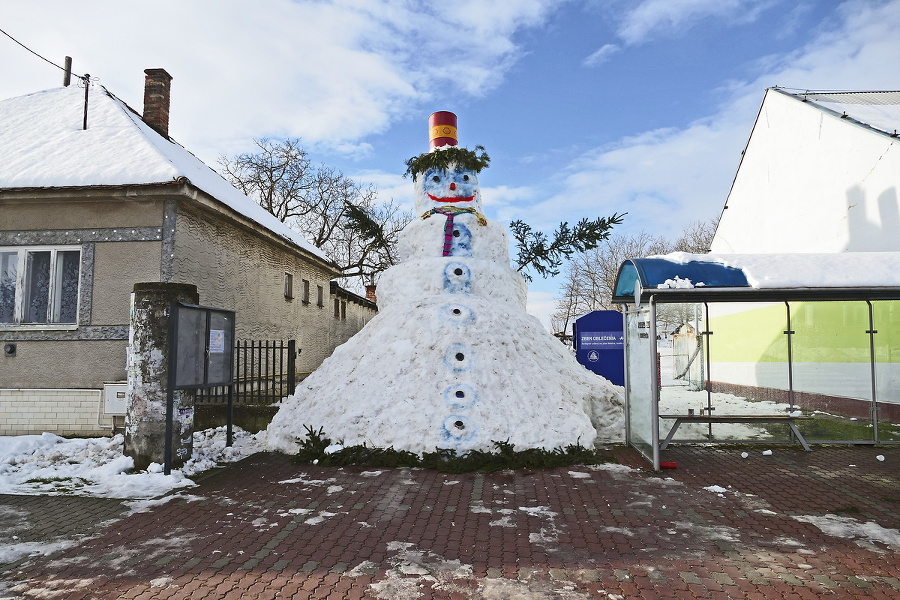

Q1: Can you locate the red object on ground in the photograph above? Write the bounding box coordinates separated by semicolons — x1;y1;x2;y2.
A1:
660;461;677;469
429;111;458;149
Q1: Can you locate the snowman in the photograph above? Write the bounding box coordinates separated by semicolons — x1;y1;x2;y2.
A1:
266;112;623;455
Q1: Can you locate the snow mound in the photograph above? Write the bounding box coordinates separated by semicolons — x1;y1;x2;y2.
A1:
267;210;624;454
267;161;624;455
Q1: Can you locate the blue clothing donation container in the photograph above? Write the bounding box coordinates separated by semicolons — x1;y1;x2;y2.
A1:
573;310;624;386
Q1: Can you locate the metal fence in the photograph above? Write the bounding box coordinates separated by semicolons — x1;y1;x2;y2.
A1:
196;339;298;405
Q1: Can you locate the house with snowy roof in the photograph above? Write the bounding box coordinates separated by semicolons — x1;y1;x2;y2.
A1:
0;69;376;436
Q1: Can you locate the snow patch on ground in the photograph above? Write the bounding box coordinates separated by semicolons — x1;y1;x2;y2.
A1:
794;514;900;551
586;463;634;474
124;493;205;516
0;539;77;566
304;511;338;525
360;541;598;599
278;475;337;486
0;427;264;499
489;515;516;527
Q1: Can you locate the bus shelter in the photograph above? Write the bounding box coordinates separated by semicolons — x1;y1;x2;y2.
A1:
612;252;900;469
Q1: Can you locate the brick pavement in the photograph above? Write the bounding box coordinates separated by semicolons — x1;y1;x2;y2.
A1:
0;445;898;599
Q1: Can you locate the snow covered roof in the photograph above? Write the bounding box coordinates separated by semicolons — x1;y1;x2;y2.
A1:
613;252;900;303
0;85;330;263
774;88;900;138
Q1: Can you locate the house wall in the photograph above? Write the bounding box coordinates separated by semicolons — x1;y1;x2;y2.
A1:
711;89;900;253
0;389;106;436
2;197;163;230
1;195;167;435
326;290;379;368
1;192;377;435
172;204;376;376
92;241;162;325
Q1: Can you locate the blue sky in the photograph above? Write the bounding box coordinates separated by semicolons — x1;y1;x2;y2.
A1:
3;0;899;327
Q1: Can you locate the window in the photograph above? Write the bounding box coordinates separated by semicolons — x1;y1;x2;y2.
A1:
1;246;81;325
317;285;324;307
334;298;340;319
301;279;310;304
284;273;293;299
341;300;346;320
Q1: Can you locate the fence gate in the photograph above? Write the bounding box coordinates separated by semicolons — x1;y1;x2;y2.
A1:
196;339;298;405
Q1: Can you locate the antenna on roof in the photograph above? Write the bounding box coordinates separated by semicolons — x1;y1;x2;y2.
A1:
83;75;90;130
63;56;72;87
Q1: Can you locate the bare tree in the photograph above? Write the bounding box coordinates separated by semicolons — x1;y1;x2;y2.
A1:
671;218;718;254
218;138;313;223
219;139;413;290
552;217;719;335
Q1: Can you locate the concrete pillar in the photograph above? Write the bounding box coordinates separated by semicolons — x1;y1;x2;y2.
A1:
125;282;199;471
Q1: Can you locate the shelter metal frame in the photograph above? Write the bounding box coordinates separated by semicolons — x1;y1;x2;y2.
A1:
616;286;900;470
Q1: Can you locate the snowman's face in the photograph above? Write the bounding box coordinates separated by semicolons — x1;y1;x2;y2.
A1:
417;166;482;214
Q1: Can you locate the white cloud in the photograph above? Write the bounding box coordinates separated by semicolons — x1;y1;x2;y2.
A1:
481;184;538;216
583;43;621;66
0;0;561;164
529;0;900;237
349;169;415;212
617;0;773;45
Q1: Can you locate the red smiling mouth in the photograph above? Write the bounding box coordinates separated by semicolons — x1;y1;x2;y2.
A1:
427;193;476;204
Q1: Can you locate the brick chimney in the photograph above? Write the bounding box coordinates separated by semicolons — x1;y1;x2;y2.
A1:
365;285;377;304
142;68;173;139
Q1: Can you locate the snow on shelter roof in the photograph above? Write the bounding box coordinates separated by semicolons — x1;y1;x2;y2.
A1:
0;86;330;263
774;88;900;138
613;252;900;304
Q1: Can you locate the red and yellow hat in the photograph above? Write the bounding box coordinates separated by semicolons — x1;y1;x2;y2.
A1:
404;111;489;179
429;111;458;150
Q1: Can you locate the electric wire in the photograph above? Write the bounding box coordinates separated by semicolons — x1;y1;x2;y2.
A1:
0;26;87;82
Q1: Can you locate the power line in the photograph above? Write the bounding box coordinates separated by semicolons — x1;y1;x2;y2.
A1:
0;26;87;81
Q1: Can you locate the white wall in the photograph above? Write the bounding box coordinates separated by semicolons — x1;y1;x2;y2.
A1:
0;389;112;435
711;89;900;253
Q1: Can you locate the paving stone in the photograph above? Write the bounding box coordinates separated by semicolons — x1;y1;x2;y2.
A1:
1;447;899;599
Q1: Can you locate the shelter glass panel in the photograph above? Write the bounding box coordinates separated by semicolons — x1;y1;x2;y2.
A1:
873;301;900;442
697;302;792;441
658;303;712;439
625;308;655;459
791;301;873;443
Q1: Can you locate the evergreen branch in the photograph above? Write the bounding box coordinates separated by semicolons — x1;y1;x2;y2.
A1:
344;203;387;249
512;213;626;281
403;145;490;180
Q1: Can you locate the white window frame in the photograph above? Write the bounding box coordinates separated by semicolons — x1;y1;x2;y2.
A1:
0;245;81;330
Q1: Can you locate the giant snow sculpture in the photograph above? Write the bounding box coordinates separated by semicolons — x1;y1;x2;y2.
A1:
267;112;624;454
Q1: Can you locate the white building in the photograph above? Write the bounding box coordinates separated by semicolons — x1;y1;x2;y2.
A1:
712;88;900;253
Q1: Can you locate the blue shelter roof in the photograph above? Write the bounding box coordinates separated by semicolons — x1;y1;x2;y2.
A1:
613;258;749;302
611;253;900;304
